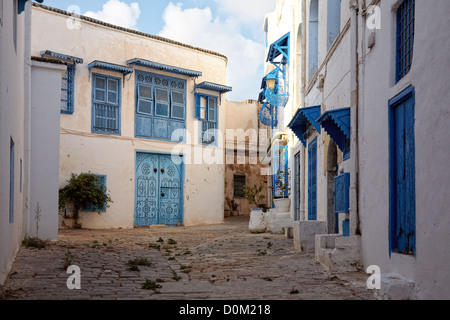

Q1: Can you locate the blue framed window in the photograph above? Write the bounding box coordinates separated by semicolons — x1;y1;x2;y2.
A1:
82;174;107;212
9;138;15;224
135;71;186;142
61;64;75;114
196;93;218;145
396;0;415;83
92;74;121;135
389;86;416;255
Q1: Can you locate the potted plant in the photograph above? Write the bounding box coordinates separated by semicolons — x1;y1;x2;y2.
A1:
59;173;113;229
243;184;268;233
273;169;291;213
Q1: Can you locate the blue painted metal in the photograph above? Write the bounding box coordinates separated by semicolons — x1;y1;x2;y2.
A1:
342;219;350;237
335;173;350;214
135;70;186;142
266;33;290;63
40;50;83;64
195;82;232;94
264;34;290;109
127;58;202;78
259;103;278;128
18;0;44;14
82;175;107;212
317;107;350;154
308;138;317;221
9;139;15;224
389;86;416;255
135;152;183;227
396;0;415;83
92;74;121;135
288;106;322;147
88;61;133;76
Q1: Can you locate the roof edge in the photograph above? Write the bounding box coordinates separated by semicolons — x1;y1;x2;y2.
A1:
32;3;228;62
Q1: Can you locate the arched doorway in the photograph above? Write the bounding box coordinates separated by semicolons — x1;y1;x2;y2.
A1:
326;140;338;234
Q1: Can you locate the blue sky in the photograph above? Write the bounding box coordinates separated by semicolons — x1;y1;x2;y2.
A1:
40;0;276;101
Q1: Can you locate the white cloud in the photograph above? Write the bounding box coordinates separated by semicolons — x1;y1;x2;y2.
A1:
158;3;265;102
215;0;275;24
84;0;141;30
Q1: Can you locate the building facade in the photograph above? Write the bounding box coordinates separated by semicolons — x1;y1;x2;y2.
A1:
261;0;450;299
31;3;262;230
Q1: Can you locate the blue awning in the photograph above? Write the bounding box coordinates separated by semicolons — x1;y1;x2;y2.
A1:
127;58;202;78
317;108;351;152
195;81;232;94
267;33;290;63
288;106;322;147
19;0;44;14
40;50;83;64
88;61;133;75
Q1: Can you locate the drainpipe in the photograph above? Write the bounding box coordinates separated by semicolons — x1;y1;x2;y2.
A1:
23;4;32;238
349;0;360;236
301;0;307;222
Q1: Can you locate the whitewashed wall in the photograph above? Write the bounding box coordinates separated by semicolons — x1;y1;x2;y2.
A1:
0;0;28;284
358;0;450;299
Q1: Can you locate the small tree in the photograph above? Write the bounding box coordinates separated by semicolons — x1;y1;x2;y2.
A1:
243;184;267;211
59;173;112;228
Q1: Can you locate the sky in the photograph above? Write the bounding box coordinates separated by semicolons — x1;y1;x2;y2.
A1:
40;0;276;102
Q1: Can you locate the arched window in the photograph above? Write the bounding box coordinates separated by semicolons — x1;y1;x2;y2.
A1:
327;0;341;50
308;0;319;80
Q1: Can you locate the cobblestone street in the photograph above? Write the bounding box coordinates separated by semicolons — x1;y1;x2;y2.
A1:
2;216;375;300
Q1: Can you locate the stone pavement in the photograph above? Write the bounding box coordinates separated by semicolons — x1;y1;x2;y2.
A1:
2;216;375;300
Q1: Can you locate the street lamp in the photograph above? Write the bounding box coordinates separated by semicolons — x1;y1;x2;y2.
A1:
265;70;277;91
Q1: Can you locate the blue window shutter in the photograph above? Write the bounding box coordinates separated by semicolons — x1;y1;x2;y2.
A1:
61;64;76;115
83;175;107;212
389;86;416;255
135;71;186;142
92;74;121;135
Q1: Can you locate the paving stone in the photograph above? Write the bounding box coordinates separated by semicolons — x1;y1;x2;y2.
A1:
2;216;376;300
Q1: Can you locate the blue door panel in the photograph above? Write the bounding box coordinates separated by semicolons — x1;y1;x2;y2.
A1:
135;152;183;227
389;87;416;255
308;138;317;220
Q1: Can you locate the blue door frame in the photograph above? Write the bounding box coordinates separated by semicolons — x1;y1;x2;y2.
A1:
308;138;318;220
389;86;416;255
134;151;184;227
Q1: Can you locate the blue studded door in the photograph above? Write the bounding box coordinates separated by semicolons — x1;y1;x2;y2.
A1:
135;152;183;227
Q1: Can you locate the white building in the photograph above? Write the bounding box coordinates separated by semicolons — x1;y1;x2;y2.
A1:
31;3;262;230
262;0;450;299
1;0;60;286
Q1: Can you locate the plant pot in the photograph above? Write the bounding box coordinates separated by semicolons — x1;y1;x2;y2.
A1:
274;198;291;213
248;208;267;233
